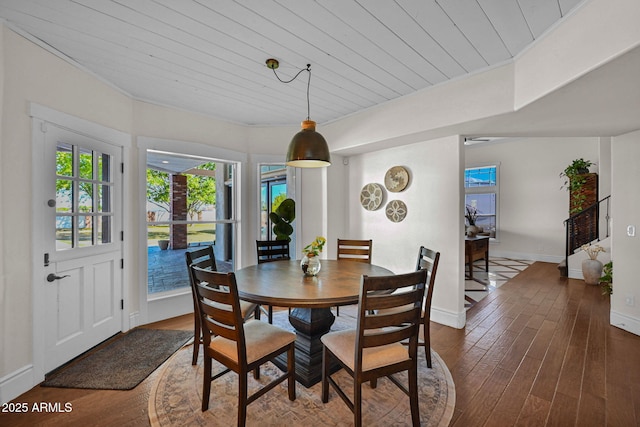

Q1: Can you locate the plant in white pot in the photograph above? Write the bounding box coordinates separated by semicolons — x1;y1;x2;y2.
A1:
465;205;480;237
581;243;605;285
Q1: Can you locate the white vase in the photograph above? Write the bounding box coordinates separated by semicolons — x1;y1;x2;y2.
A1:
582;259;603;285
301;255;321;276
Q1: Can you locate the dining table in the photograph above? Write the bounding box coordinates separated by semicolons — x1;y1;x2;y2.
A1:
234;259;393;387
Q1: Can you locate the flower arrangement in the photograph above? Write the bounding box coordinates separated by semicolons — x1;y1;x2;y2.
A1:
302;236;326;257
465;205;478;226
581;243;605;260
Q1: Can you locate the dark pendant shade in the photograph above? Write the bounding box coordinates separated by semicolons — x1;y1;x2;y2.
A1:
285;120;331;168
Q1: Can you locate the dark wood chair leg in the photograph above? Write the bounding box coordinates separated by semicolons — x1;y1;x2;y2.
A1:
409;363;420;427
288;344;296;401
354;381;362;427
192;315;200;365
424;317;432;368
321;346;329;403
238;373;248;427
202;356;211;411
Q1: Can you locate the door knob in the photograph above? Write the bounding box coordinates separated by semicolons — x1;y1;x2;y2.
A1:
47;273;70;282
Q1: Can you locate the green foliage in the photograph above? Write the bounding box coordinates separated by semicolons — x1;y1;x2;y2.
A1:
559;158;594;214
269;198;295;241
56;150;94;208
146;169;170;213
271;193;287;213
146;163;217;220
186;163;216;219
600;261;613;295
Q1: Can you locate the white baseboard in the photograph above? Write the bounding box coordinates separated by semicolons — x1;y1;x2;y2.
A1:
0;364;36;405
610;310;640;337
129;311;140;329
568;268;583;280
431;306;466;329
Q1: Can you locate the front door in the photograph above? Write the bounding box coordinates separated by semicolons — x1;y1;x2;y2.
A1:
40;124;123;372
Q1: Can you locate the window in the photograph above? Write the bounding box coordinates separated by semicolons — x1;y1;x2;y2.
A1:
259;165;287;240
55;142;114;250
465;165;499;238
146;150;236;295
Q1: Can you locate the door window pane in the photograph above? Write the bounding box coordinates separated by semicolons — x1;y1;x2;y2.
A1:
56;179;73;212
78;184;93;213
56;142;113;250
56;216;73;250
79;147;93;180
56;143;73;177
77;216;92;247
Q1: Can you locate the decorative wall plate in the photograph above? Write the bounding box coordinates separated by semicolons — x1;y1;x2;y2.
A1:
360;183;384;211
384;166;409;192
386;200;407;222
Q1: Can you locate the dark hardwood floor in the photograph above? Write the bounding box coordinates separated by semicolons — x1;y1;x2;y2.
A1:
2;262;639;426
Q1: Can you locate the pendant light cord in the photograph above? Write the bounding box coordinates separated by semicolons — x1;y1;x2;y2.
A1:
271;64;312;121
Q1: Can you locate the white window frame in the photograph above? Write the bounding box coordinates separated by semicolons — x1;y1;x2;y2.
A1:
465;162;500;240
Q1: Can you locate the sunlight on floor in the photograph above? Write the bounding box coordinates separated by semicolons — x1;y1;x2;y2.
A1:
465;257;533;310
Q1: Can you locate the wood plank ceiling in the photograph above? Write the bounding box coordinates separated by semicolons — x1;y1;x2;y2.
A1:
0;0;586;126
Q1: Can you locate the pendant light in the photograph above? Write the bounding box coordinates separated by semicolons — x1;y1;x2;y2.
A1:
266;59;331;168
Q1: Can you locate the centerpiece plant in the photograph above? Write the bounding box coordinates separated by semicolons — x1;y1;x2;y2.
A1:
300;236;326;276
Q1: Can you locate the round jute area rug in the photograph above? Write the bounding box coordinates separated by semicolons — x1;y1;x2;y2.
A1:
149;312;455;426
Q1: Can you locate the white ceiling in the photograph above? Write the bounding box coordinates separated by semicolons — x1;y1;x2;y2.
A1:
0;0;588;127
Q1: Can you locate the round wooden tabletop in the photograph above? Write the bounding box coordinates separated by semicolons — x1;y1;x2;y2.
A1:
235;259;393;308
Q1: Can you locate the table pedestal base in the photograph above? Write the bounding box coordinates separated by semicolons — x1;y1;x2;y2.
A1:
273;307;340;388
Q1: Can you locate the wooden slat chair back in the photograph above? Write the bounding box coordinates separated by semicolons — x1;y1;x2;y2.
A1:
186;246;257;366
335;239;373;316
336;239;373;263
190;267;296;425
256;239;291;263
321;269;428;427
255;240;291;323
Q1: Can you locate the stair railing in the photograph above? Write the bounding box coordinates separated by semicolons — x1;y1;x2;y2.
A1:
563;195;611;271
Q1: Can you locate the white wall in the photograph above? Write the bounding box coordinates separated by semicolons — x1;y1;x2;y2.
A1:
465;137;599;261
346;135;465;329
610;130;640;336
0;27;133;395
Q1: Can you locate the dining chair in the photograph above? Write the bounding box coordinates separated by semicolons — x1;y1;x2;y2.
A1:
335;239;373;316
255;239;291;323
414;246;440;368
336;239;373;263
185;246;258;365
190;266;296;425
321;269;428;427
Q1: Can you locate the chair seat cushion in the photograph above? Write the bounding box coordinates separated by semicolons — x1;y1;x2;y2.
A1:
239;301;258;321
210;319;295;364
321;329;409;372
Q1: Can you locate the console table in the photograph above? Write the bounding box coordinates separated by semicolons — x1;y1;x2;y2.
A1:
465;236;489;279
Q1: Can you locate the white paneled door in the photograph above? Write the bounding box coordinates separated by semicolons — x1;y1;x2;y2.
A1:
40;124;123;373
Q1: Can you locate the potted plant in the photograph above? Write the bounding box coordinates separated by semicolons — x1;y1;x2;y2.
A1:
600;261;613;295
560;158;595;214
465;205;479;237
269;198;295;242
300;236;326;276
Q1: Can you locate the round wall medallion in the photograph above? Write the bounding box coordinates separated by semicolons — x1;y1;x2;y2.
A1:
360;183;384;211
384;166;409;192
386;200;407;222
